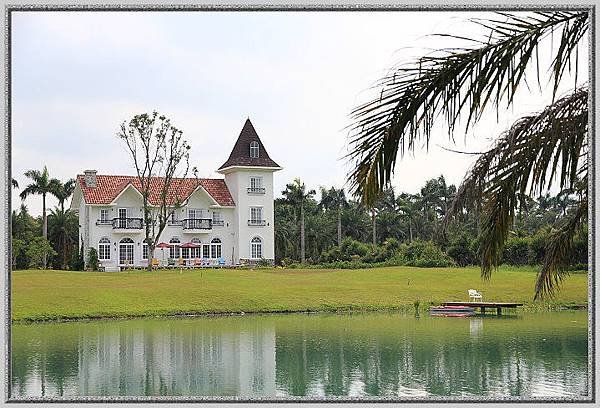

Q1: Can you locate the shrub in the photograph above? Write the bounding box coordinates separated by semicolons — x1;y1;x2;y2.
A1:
396;240;456;267
570;234;588;267
502;237;530;266
257;258;273;267
87;247;99;271
527;232;548;265
26;237;57;269
446;234;477;266
69;241;85;271
340;238;370;258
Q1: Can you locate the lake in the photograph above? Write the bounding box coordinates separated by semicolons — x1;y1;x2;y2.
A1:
10;311;589;399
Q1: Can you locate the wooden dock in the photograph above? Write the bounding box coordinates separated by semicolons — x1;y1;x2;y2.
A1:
442;301;523;315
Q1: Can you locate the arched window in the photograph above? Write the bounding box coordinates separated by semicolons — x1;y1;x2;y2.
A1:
249;141;259;158
98;237;111;260
210;238;222;259
250;236;263;259
142;238;151;260
169;237;181;259
118;238;134;265
190;238;201;258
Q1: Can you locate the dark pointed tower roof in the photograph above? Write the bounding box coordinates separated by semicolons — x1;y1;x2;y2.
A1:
218;119;281;171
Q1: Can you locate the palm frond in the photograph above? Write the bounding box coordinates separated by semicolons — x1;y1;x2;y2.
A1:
534;194;587;300
346;11;588;204
445;88;587;282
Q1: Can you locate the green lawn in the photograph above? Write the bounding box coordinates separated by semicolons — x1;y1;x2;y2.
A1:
11;266;588;322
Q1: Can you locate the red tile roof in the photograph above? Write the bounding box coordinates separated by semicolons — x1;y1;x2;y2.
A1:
76;174;235;207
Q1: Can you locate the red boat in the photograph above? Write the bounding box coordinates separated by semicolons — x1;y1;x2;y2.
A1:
429;305;476;317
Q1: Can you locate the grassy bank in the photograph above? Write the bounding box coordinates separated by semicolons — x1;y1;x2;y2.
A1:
11;266;588;322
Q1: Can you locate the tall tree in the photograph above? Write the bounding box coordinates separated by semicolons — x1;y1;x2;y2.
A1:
282;178;315;263
346;11;588;298
117;111;191;271
52;179;76;212
48;207;78;269
319;187;348;246
19;166;61;268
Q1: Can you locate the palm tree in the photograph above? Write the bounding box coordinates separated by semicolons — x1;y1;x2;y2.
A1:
52;178;76;212
396;193;418;242
48;207;78;269
282;178;316;263
19;166;61;268
319;187;348;246
346;12;588;299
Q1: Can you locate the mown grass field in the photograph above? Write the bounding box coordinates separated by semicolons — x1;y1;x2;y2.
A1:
11;266;588;322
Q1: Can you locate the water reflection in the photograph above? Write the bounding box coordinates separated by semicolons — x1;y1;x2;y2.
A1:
11;312;588;398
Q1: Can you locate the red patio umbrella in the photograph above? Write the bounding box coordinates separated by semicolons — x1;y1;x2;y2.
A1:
180;242;200;248
156;242;170;267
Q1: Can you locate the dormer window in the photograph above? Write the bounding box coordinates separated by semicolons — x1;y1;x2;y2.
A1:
249;141;259;158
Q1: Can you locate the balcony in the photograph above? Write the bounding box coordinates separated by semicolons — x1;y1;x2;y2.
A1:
248;219;266;226
247;187;266;194
182;218;212;232
112;217;143;231
96;219;113;226
212;219;225;227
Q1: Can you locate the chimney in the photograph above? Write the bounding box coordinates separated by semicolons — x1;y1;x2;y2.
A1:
84;170;97;188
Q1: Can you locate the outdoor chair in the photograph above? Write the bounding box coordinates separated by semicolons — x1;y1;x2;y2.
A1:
193;258;202;268
167;258;175;268
151;258;160;269
218;257;226;267
468;289;483;302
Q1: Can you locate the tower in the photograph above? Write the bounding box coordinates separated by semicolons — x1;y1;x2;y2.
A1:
217;119;282;263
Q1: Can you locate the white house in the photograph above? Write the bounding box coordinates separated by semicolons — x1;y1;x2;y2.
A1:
70;119;282;271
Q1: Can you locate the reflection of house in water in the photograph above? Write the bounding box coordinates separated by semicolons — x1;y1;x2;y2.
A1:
77;322;276;396
469;317;483;338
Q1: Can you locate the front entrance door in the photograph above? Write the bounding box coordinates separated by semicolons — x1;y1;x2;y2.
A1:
119;239;134;265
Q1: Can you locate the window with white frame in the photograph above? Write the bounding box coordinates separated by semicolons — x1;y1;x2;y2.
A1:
212;211;223;226
249;176;264;194
250;141;259;158
251;237;263;259
98;238;111;260
169;237;181;259
191;238;201;258
119;237;134;265
202;244;210;259
249;207;263;225
210;238;222;259
99;209;110;224
188;208;202;219
142;242;149;260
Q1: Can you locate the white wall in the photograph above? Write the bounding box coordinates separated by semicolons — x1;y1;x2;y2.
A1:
83;184;236;269
225;169;277;262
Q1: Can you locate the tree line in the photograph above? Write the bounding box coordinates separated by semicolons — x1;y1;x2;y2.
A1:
11;166;80;270
275;176;587;268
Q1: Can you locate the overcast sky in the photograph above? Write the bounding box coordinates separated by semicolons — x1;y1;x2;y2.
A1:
11;11;587;216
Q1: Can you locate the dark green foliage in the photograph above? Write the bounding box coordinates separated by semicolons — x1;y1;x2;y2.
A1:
345;12;588;299
87;248;99;271
26;237;57;269
396;240;456;268
502;237;531;266
446;234;477;267
69;241;85;272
